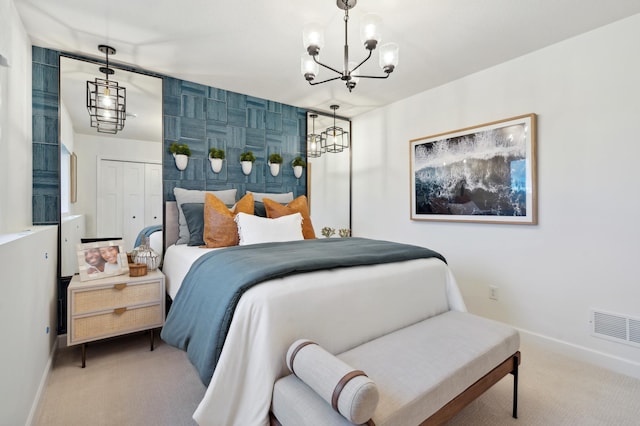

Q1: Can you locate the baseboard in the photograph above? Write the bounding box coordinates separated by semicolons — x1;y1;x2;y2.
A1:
26;337;59;426
518;328;640;380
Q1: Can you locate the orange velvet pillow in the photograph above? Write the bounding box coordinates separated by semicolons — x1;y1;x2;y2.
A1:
203;192;254;248
263;195;316;239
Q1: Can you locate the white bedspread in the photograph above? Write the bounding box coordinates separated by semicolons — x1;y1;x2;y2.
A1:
186;256;466;426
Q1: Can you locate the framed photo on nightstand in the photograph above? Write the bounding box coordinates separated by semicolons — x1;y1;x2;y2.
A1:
76;239;129;281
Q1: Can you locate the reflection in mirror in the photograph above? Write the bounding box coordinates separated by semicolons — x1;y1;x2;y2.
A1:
306;111;351;236
59;56;163;277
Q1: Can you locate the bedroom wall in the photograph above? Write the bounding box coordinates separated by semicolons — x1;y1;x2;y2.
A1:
0;2;59;425
0;0;33;233
162;77;307;202
351;13;640;378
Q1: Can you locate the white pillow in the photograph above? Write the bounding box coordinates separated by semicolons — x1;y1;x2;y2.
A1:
174;188;237;245
235;212;303;245
247;191;294;203
286;339;379;424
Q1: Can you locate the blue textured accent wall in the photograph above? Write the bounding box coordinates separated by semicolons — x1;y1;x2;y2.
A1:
163;77;307;202
32;46;60;225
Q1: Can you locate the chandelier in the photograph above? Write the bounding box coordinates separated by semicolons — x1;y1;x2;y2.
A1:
307;113;324;158
301;0;399;92
322;105;349;153
86;45;126;134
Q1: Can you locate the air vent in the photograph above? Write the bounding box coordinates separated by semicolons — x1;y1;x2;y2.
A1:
591;310;640;348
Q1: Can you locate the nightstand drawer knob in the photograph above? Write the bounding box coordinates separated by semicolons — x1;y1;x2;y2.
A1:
114;283;127;290
114;307;127;315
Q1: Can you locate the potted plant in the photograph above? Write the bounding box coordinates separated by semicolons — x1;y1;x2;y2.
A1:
169;142;191;171
239;151;256;175
268;153;283;176
209;148;225;173
291;156;306;179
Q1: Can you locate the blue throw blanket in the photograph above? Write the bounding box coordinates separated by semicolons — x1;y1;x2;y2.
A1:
160;238;446;385
134;225;162;247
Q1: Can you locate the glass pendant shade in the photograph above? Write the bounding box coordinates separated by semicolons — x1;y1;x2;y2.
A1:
379;42;399;73
303;23;324;53
301;54;319;80
360;14;382;49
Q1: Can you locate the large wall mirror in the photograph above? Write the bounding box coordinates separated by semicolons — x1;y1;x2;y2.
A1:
59;56;163;277
306;111;351;235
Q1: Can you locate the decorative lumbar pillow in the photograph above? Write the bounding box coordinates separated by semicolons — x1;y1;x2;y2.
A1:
203;192;253;248
174;188;237;245
180;203;206;246
235;212;304;245
263;195;316;239
247;191;294;203
286;339;379;424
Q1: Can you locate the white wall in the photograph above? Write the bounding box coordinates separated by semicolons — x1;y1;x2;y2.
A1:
352;14;640;377
0;0;32;233
0;227;58;426
72;133;162;237
0;3;60;425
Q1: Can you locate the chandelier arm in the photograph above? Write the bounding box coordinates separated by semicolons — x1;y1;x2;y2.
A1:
308;76;343;85
348;49;373;74
355;73;391;80
312;55;344;76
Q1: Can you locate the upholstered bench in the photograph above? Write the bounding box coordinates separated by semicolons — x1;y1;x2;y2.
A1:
271;310;520;426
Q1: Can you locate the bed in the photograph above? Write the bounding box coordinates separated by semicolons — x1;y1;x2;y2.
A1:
160;196;465;426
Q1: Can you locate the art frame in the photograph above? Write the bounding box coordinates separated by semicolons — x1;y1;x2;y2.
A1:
410;114;537;224
76;239;129;281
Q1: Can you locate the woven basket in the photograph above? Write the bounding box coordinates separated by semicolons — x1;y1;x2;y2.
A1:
129;263;147;277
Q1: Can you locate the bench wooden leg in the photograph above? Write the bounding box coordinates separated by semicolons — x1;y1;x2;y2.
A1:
511;351;520;418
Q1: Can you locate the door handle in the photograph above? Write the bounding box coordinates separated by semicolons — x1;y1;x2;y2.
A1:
114;307;127;315
114;283;127;290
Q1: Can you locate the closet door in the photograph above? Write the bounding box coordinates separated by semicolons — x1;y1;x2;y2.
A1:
97;160;124;239
122;162;145;250
144;163;162;227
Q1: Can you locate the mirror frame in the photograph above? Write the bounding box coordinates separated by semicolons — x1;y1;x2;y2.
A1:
58;52;165;260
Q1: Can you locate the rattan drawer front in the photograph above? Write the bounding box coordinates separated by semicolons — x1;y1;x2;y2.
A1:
73;281;162;315
71;304;163;343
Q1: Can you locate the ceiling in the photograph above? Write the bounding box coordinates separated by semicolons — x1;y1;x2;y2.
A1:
16;0;640;120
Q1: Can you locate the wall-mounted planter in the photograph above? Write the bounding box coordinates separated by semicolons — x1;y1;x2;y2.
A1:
241;161;253;175
209;158;223;173
293;165;303;179
269;162;281;177
173;153;189;171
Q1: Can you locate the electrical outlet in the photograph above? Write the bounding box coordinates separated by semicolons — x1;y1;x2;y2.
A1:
489;285;498;301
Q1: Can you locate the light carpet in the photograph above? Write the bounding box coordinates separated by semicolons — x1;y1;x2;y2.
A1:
34;332;640;425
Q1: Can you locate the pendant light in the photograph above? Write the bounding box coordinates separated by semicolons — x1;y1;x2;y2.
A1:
86;45;126;134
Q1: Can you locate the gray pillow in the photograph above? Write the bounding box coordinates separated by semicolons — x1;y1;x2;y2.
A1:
174;188;237;244
247;191;293;203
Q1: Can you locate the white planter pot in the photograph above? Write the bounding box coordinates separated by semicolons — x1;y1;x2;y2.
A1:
293;165;303;179
241;161;253;175
173;153;188;171
209;157;223;173
269;163;281;177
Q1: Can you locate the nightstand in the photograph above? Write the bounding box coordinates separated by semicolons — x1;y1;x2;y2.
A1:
67;269;165;367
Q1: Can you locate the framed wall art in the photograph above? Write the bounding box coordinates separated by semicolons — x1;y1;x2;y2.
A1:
76;239;129;281
410;114;537;224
